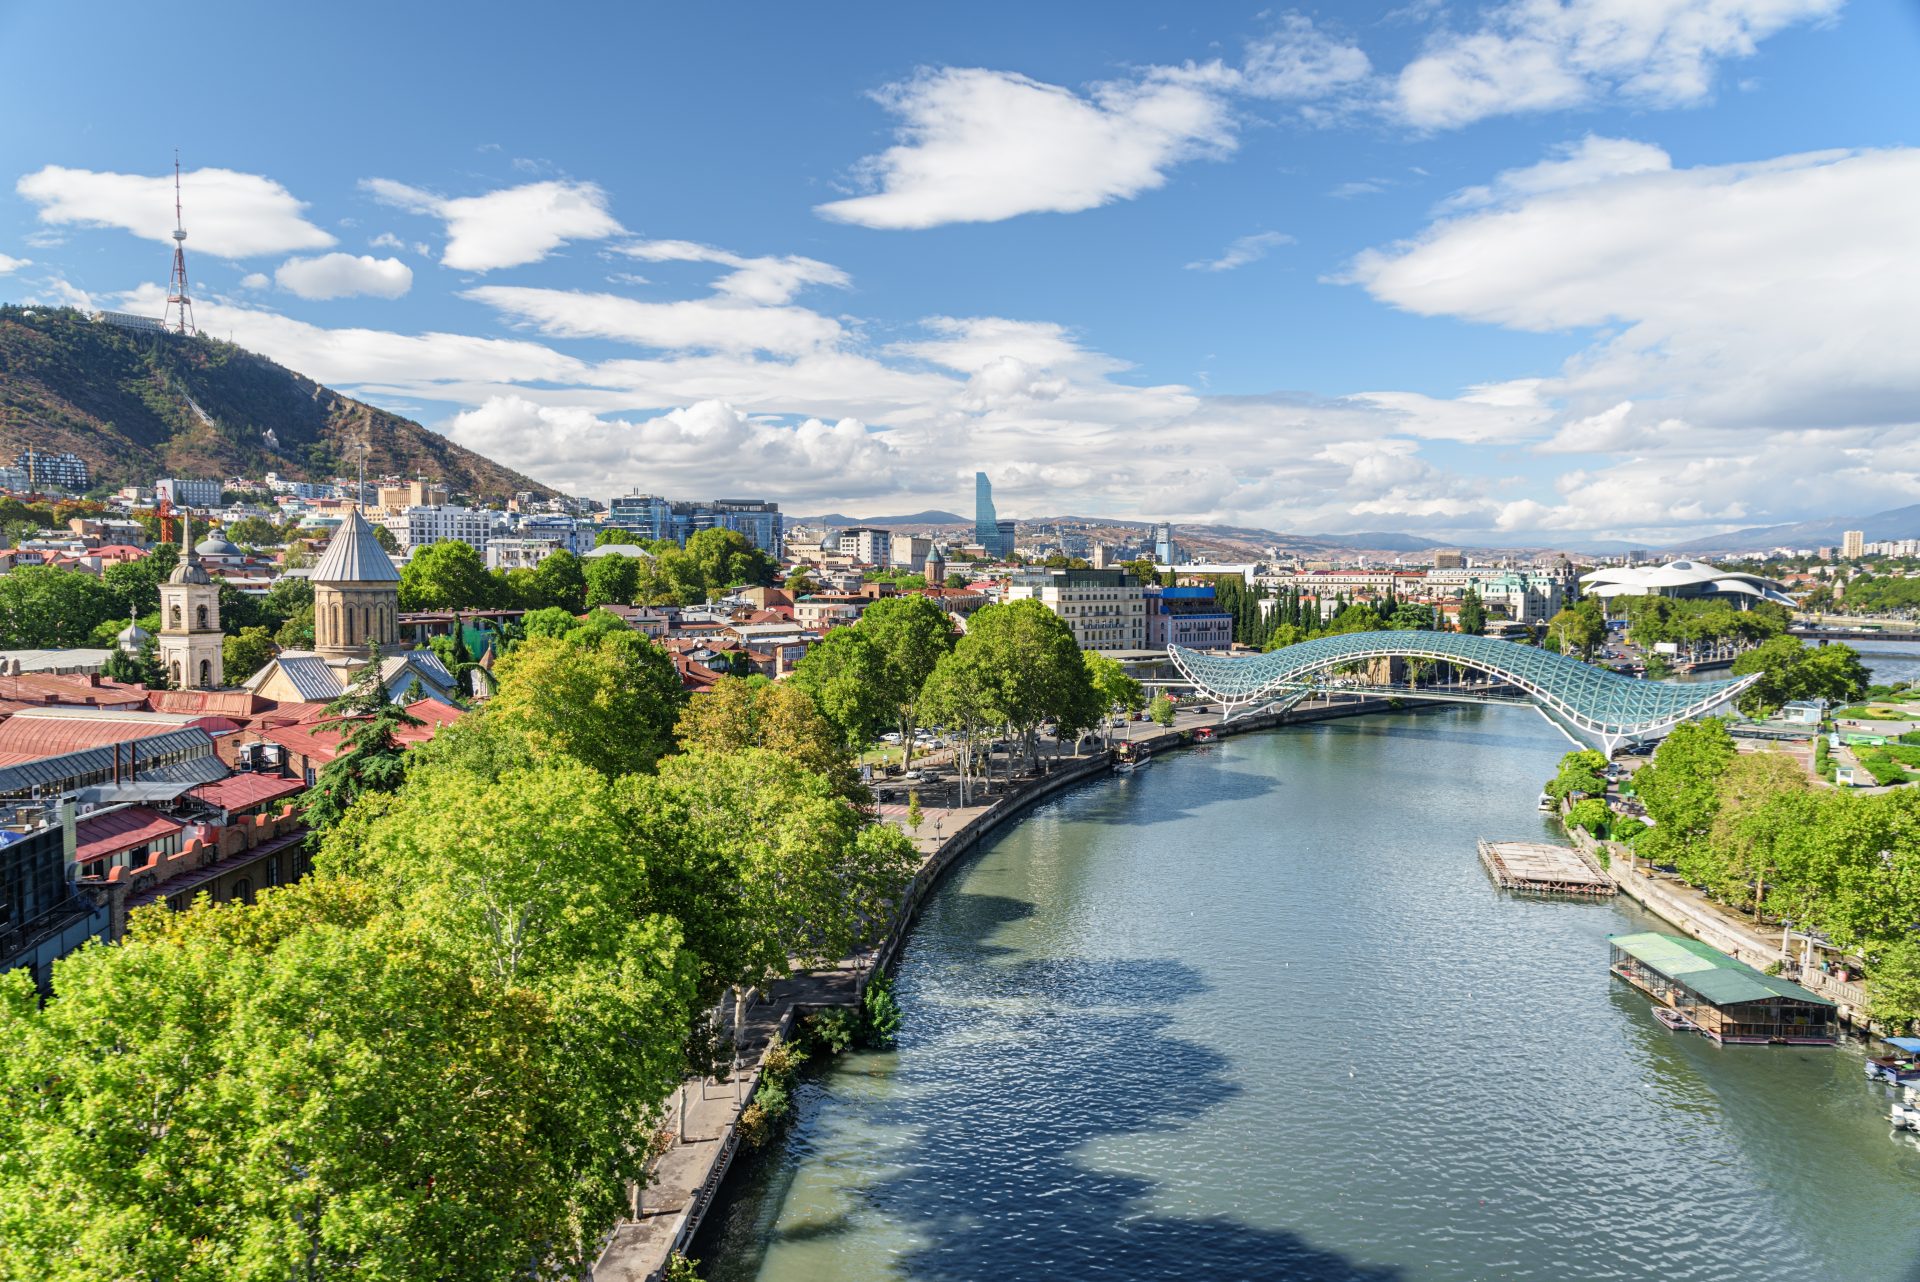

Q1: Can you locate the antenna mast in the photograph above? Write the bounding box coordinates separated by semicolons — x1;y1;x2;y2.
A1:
163;150;196;336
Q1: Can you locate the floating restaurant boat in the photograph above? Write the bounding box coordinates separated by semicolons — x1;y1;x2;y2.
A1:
1864;1036;1920;1084
1608;933;1837;1046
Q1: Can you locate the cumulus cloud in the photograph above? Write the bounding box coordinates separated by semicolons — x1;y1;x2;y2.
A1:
445;396;912;501
16;164;334;257
1348;144;1920;437
815;66;1236;229
1239;13;1373;99
1440;134;1670;209
465;285;843;356
616;240;848;304
0;254;27;274
238;272;270;290
1356;379;1556;443
362;178;623;271
1185;230;1295;272
274;252;413;300
1396;0;1842;129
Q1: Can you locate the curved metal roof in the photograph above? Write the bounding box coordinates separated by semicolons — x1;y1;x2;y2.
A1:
1170;630;1759;742
311;509;400;584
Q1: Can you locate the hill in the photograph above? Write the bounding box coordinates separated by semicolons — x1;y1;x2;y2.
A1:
0;305;558;499
1663;503;1920;554
793;510;968;527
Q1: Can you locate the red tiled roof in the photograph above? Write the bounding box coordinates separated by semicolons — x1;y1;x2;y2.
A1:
0;674;148;708
186;716;244;736
263;703;462;765
76;807;184;862
188;772;307;812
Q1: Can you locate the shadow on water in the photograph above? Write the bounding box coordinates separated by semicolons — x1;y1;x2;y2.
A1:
702;952;1403;1282
1076;762;1282;826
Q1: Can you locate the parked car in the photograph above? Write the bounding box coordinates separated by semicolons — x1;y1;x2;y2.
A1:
881;732;903;744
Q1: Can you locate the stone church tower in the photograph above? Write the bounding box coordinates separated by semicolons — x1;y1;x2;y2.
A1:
156;514;224;690
312;508;401;660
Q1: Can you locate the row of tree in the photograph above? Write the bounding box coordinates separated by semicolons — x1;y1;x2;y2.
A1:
0;618;917;1280
1624;718;1920;1026
786;595;1143;805
401;528;777;614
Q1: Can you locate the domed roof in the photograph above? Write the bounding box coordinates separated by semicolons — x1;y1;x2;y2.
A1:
312;508;400;584
116;619;151;647
196;531;241;557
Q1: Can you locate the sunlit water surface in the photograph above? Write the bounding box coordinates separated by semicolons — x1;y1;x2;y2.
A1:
699;699;1920;1282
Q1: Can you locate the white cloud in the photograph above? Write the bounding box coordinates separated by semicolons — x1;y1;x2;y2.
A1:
0;254;27;274
1356;379;1556;443
369;232;406;251
1396;0;1842;129
1239;13;1373;99
1185;230;1294;272
1348;145;1920;436
464;285;842;355
616;240;848;304
445;396;912;502
274;252;413;300
815;66;1236;229
1441;134;1670;209
238;272;270;290
362;178;624;271
16;165;334;257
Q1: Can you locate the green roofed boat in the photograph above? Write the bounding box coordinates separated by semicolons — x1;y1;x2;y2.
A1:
1608;932;1837;1046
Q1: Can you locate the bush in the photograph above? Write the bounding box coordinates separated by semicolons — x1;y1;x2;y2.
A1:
805;1007;861;1055
1611;816;1648;843
1565;797;1612;836
664;1253;706;1282
862;972;903;1047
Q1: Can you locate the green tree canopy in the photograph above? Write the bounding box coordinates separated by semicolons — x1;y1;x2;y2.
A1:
488;630;683;777
399;540;500;611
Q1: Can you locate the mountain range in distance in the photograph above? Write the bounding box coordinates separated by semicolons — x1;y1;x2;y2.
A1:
1661;503;1920;554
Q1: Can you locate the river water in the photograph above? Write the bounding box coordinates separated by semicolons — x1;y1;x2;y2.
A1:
701;699;1920;1282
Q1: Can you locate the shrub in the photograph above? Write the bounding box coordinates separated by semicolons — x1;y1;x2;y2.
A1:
665;1253;706;1282
805;1007;861;1055
862;972;903;1047
1612;816;1648;843
1565;797;1612;836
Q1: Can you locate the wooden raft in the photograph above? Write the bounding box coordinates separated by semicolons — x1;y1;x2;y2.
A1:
1478;838;1616;897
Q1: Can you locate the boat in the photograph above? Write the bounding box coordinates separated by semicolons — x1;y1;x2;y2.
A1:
1132;752;1153;770
1537;791;1555;811
1113;760;1135;775
1892;1101;1920;1132
1652;1006;1699;1033
1864;1036;1920;1084
1194;726;1217;742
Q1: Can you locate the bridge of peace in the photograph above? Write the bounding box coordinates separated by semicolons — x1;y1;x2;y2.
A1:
1167;630;1760;756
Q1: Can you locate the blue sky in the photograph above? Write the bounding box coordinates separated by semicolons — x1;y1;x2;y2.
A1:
3;0;1917;547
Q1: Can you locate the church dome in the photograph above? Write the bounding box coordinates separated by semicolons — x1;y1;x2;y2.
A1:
312;508;401;584
196;532;241;557
116;619;151;653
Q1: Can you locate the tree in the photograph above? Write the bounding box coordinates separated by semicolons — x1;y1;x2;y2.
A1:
221;625;276;678
921;645;1000;805
300;662;424;831
856;595;956;769
523;549;588;613
1386;602;1434;631
368;521;402;555
488;631;683;778
1083;650;1144;747
102;634;164;687
595;526;644;547
959;600;1102;768
1458;588;1486;636
674;677;864;802
1546;599;1607;658
584;552;640;608
1544;748;1608;802
1148;693;1176;726
399;540;499;611
684;528;775;594
0;564;119;648
944;572;967;589
788;627;893;749
1633;718;1737;869
1731;636;1870;716
102;542;179;619
222;515;281;546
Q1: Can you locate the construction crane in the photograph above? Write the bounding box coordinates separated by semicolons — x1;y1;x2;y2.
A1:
154;496;178;545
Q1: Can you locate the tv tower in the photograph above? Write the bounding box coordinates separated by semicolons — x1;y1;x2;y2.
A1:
163;151;196;336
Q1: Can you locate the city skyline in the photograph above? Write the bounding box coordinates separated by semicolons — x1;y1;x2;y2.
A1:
3;3;1916;545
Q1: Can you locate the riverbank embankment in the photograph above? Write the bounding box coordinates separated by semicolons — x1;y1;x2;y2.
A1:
591;690;1440;1281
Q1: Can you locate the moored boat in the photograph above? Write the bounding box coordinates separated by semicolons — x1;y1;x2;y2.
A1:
1864;1036;1920;1084
1652;1006;1698;1033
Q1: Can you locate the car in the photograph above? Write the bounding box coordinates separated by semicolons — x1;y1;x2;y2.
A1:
880;732;903;744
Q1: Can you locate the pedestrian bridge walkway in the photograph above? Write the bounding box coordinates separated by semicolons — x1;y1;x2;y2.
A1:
1169;630;1760;753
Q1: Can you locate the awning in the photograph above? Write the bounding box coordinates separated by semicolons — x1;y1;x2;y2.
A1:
1884;1037;1920;1054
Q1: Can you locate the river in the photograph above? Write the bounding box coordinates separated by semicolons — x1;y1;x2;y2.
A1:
700;698;1920;1282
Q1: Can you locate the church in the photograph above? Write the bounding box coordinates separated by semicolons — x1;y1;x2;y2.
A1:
241;508;461;704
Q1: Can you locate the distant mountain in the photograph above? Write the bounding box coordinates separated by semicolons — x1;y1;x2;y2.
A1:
793;510;968;527
1308;531;1448;552
0;305;558;499
1662;503;1920;553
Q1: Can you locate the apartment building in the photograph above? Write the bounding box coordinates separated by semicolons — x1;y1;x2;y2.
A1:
1004;568;1147;651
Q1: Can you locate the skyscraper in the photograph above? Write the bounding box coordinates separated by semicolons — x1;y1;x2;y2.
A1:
975;472;1012;558
1842;529;1865;559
